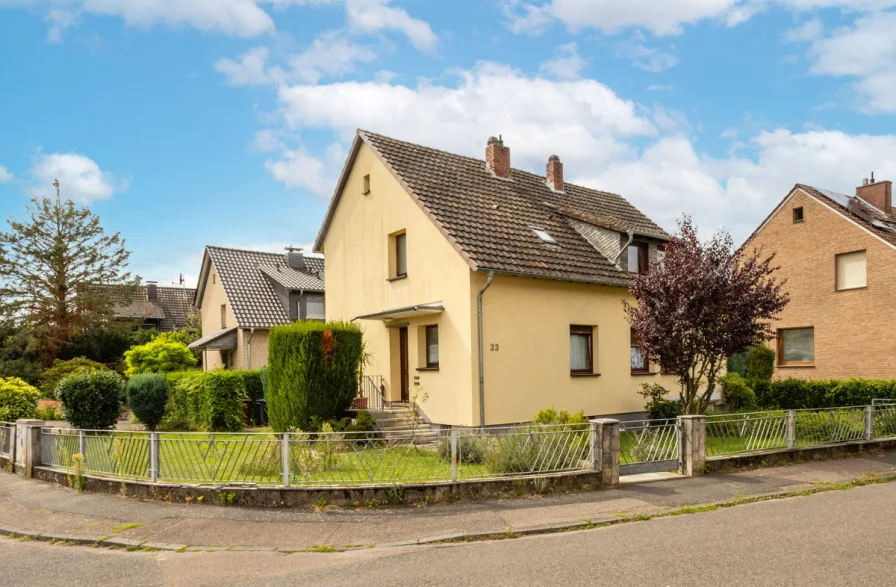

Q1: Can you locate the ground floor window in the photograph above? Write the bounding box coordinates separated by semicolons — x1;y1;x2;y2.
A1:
630;328;649;372
777;327;814;366
570;325;594;374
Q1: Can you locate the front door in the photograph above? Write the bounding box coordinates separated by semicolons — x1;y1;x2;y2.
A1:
399;327;410;403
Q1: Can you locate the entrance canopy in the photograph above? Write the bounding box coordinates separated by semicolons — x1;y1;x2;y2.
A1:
354;301;443;322
188;327;238;351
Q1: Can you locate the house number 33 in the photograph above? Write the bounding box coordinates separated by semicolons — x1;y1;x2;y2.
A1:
490;343;499;351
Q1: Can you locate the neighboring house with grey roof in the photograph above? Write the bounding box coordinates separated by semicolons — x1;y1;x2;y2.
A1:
314;130;679;427
744;177;896;380
190;246;325;371
104;283;196;332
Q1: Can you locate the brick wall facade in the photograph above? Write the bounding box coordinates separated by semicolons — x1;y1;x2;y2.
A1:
745;187;896;380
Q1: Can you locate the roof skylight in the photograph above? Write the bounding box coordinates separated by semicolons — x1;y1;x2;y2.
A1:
531;227;557;243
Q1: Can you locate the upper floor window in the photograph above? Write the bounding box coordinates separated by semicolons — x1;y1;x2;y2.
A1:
570;325;594;374
630;328;649;373
778;327;814;366
793;207;804;223
836;250;866;291
305;295;325;320
392;231;408;278
363;174;371;195
627;242;648;274
220;304;227;329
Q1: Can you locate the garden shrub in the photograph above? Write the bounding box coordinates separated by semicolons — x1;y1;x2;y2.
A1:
124;337;197;377
237;370;264;402
56;371;124;429
726;352;747;378
267;321;364;432
126;374;168;431
164;371;245;432
0;376;40;421
744;345;775;381
39;357;108;398
638;383;682;420
719;373;757;411
436;434;487;465
533;407;587;426
35;398;63;420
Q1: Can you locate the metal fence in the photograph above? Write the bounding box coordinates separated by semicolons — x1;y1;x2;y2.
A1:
619;419;680;474
0;422;14;457
39;423;593;487
705;405;896;458
355;375;386;412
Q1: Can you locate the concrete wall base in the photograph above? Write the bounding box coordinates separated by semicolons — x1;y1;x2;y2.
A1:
30;466;611;508
705;438;896;472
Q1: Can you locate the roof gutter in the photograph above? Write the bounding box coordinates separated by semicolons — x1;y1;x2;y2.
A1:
477;271;495;429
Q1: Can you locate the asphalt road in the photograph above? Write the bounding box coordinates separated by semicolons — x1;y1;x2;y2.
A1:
5;481;896;586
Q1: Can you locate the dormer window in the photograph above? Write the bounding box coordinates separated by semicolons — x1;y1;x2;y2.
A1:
531;227;556;243
627;242;648;274
793;207;804;223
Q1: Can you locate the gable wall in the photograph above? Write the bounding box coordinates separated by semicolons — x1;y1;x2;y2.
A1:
197;258;239;371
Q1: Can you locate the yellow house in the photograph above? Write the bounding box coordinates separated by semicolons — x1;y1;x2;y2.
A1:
315;131;679;427
189;246;325;370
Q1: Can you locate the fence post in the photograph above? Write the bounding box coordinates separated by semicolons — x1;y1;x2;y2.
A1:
786;410;796;449
678;415;706;477
149;432;160;483
865;405;874;441
78;429;87;464
14;419;44;478
450;429;457;483
282;433;291;487
589;418;620;486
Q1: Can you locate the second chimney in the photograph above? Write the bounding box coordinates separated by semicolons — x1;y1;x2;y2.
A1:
285;247;305;271
486;136;511;179
146;282;158;301
546;155;563;191
856;174;893;214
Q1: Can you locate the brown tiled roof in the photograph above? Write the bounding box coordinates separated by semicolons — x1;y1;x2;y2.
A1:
102;285;196;331
315;130;670;286
745;184;896;249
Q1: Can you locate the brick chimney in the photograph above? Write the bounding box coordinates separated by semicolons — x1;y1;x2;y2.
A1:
486;136;511;179
856;173;892;214
546;154;563;191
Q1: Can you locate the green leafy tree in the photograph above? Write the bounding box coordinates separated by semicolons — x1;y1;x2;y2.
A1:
39;357;109;397
0;180;138;362
0;319;41;384
0;376;41;421
124;337;197;376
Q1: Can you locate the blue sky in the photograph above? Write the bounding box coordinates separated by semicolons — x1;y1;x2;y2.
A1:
2;1;896;286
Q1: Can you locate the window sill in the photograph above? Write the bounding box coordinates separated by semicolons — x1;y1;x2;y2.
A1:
776;364;815;369
835;286;866;292
387;275;408;282
571;372;601;377
631;371;659;376
416;367;439;372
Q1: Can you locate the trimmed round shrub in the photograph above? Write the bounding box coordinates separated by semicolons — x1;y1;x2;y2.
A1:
39;357;108;398
0;376;41;421
56;371;124;429
126;374;168;431
124;338;197;377
719;373;757;411
745;345;775;381
267;321;364;432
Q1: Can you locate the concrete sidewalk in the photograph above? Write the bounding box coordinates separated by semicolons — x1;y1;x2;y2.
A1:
2;452;895;552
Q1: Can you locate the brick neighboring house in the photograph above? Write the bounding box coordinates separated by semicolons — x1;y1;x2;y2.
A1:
108;283;196;332
743;178;896;379
189;246;325;371
314;130;680;427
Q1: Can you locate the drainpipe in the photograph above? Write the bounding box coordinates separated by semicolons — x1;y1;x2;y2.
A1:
245;328;255;370
612;229;635;267
477;271;495;429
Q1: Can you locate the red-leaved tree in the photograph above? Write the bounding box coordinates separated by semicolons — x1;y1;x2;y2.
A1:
624;216;789;414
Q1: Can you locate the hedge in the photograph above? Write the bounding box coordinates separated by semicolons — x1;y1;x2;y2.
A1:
163;369;265;432
0;377;41;421
759;378;896;410
267;321;364;432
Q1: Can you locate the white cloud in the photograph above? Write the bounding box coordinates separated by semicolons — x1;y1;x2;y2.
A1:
215;47;286;86
0;0;278;38
345;0;437;51
264;142;345;194
783;17;823;43
0;165;14;183
616;33;678;72
539;42;586;80
276;62;656;172
374;69;398;82
803;11;896;112
646;84;674;92
251;129;285;152
30;152;128;204
289;32;377;83
44;8;78;43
